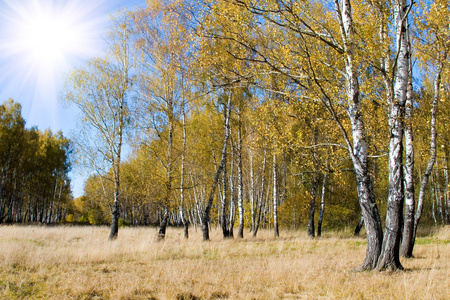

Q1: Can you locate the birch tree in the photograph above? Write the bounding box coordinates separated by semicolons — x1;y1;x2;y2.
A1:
201;94;232;241
236;97;245;238
132;0;193;239
273;149;279;237
375;0;412;271
401;0;450;258
63;13;134;240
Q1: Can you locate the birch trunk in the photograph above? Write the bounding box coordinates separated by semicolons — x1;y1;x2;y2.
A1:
432;176;437;226
411;66;442;255
435;170;444;224
336;0;383;270
308;127;318;237
158;94;174;240
109;164;121;240
273;150;279;237
221;101;232;238
444;153;450;224
221;144;228;236
317;171;327;237
376;0;411;271
237;108;244;238
109;96;125;240
228;143;235;238
308;173;318;237
249;148;255;232
180;98;189;238
401;56;415;257
253;146;267;238
201;95;232;241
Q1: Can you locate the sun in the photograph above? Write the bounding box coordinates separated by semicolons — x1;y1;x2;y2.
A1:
18;12;82;68
1;0;105;84
13;1;102;77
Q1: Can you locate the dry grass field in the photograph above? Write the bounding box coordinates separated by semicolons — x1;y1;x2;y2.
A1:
0;225;448;300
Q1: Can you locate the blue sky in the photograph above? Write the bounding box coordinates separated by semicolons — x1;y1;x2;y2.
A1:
0;0;145;198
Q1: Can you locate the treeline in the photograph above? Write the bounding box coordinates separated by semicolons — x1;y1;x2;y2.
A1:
63;0;449;269
0;99;72;224
72;84;450;231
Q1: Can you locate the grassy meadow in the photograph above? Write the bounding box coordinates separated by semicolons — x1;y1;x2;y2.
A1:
0;225;449;300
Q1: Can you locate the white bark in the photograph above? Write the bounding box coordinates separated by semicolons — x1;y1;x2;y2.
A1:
376;0;411;271
180;97;189;238
237;108;244;238
249;148;255;232
401;54;415;257
273;150;279;237
201;95;232;241
412;66;442;251
317;171;327;237
335;0;383;270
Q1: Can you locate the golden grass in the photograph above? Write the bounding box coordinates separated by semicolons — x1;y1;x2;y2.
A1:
0;225;449;300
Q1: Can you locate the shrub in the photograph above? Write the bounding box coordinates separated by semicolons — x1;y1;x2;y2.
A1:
65;214;75;223
78;215;89;223
118;218;130;228
88;208;104;225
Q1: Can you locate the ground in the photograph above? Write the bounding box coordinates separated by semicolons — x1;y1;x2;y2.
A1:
0;225;449;299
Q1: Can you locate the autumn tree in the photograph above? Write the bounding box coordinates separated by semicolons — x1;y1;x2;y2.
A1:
400;0;450;257
0;99;72;224
0;99;26;223
370;0;412;271
131;0;195;239
63;13;134;239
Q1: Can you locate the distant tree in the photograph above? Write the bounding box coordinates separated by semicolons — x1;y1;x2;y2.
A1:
0;99;72;224
0;99;26;223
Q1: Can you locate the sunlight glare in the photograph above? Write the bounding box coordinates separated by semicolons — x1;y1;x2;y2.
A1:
1;0;106;94
10;1;103;78
0;0;106;129
19;13;82;67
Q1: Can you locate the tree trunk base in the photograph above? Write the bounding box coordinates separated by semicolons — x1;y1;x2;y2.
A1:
201;222;210;241
109;224;118;241
157;215;169;241
376;238;404;271
108;234;118;241
376;259;404;272
183;223;189;239
401;248;413;258
353;257;378;272
237;225;244;238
